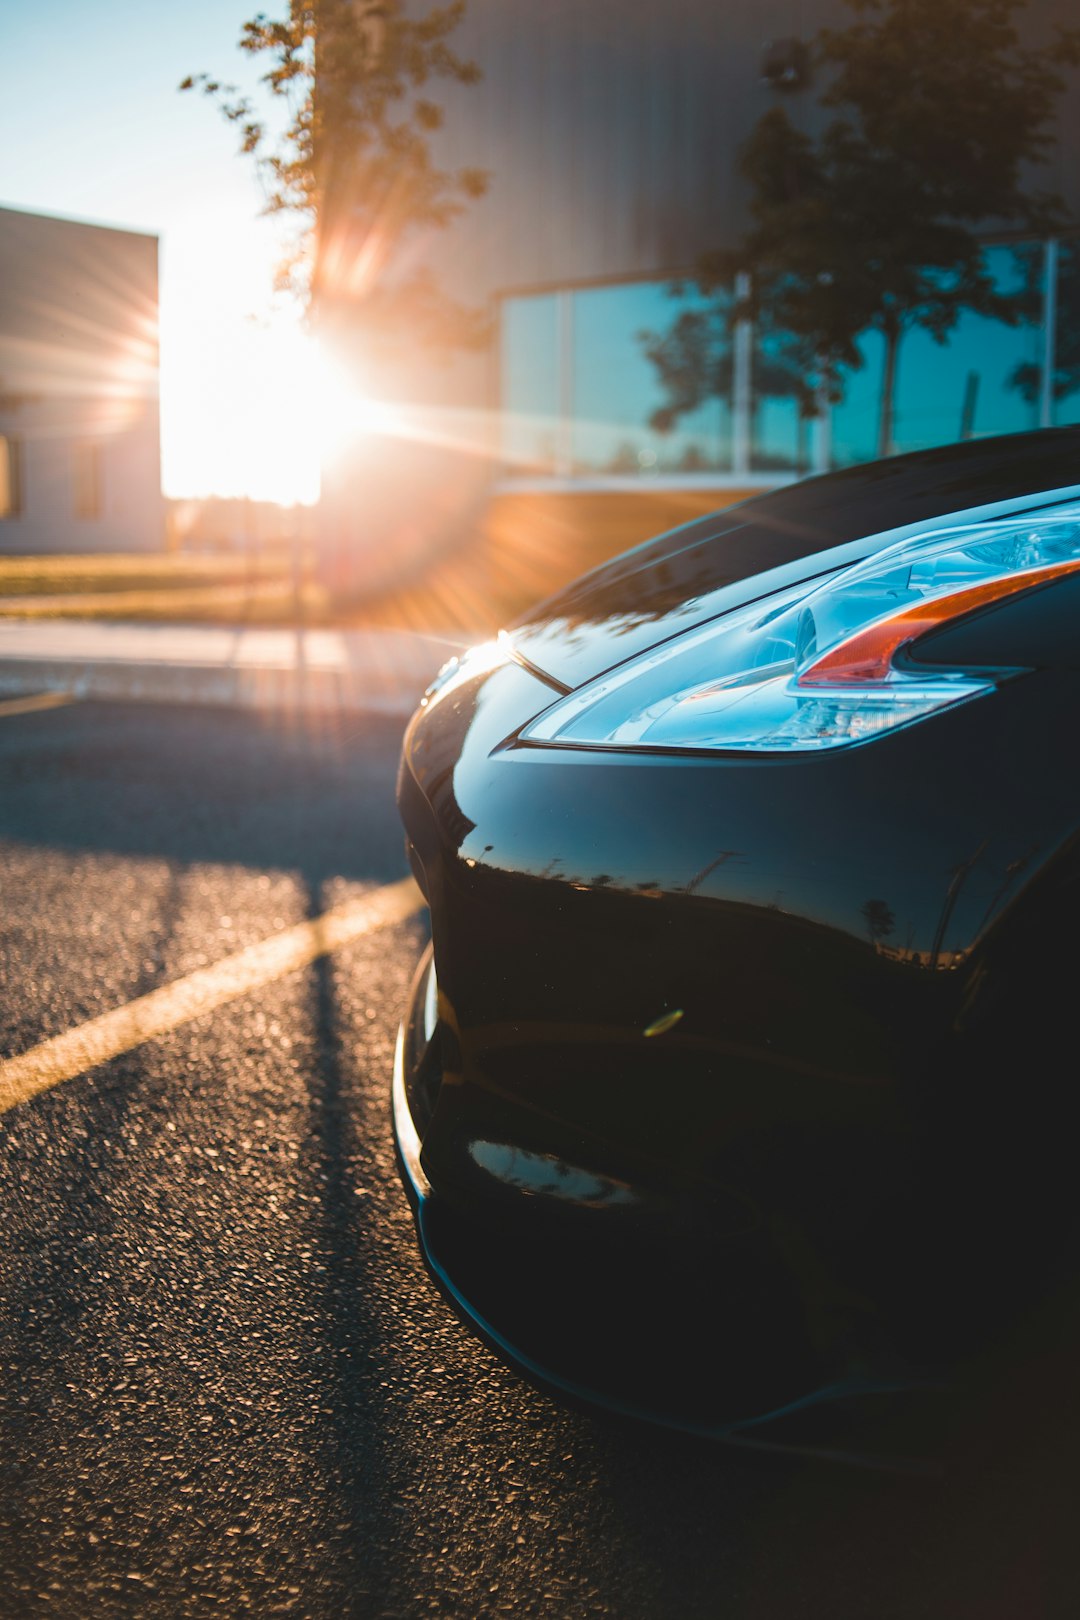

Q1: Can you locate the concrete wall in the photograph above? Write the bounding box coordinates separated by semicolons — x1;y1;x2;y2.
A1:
429;0;1080;300
0;206;162;554
431;0;841;298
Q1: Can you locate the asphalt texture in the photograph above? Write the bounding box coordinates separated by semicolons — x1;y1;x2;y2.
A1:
1;700;1076;1619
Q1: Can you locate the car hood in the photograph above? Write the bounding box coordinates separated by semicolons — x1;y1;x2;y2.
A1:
506;429;1080;690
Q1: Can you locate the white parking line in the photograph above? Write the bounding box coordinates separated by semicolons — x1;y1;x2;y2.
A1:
0;691;76;720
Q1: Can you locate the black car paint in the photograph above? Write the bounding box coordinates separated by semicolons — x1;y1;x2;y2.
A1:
395;430;1080;1436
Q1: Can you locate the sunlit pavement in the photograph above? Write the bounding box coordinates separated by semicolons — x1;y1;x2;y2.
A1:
0;700;1073;1619
0;620;463;714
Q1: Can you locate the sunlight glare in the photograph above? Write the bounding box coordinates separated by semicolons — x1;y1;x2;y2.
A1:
301;345;403;464
160;298;401;506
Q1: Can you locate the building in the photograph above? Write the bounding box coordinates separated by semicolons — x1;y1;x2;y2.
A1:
318;0;1080;600
0;205;162;554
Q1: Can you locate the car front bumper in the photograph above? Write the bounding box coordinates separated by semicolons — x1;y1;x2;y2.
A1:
394;651;1080;1435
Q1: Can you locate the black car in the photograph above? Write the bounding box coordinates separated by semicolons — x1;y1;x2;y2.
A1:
394;428;1080;1452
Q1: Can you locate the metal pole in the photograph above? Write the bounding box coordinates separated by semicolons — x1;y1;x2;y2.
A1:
556;290;574;479
733;271;752;477
1040;238;1059;430
811;371;831;474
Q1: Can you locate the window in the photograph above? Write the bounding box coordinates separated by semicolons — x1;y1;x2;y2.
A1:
500;279;734;479
829;331;884;469
886;244;1039;453
501;294;561;474
0;436;23;518
571;281;733;476
1051;236;1080;428
499;239;1072;485
751;327;815;475
74;442;103;520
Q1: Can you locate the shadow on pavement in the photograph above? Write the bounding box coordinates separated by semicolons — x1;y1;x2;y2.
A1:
0;699;409;887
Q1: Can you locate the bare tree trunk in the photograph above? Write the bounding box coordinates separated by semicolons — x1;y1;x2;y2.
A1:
877;317;901;459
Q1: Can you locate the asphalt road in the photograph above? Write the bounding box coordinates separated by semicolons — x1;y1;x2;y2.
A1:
0;699;1074;1619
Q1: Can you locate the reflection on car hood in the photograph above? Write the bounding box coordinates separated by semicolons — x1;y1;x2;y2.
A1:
507;428;1080;690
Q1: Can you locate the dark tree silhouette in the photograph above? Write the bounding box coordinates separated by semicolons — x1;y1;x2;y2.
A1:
1011;237;1080;412
861;898;896;947
181;0;488;349
649;0;1079;459
641;304;815;467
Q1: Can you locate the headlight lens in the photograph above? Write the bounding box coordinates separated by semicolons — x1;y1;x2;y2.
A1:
520;512;1080;754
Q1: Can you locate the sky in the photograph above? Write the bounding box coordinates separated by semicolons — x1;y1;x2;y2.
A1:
1;0;321;503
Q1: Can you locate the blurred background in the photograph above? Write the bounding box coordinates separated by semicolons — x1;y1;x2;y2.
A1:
2;0;1078;635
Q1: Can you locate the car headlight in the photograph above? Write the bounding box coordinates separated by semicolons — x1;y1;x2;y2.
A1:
519;512;1080;754
422;639;508;707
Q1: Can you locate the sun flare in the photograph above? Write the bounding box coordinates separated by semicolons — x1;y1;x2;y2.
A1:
160;286;398;507
300;346;403;464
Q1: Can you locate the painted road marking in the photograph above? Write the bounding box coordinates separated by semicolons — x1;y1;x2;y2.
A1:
0;691;76;720
0;876;424;1114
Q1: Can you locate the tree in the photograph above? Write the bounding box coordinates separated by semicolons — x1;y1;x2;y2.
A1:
651;0;1079;460
181;1;488;349
1010;237;1080;413
860;897;896;949
641;297;816;469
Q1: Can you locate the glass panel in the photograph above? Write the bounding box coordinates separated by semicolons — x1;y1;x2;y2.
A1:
830;243;1042;463
831;331;886;468
501;294;560;475
1052;236;1080;428
572;282;733;476
884;244;1040;455
751;328;815;474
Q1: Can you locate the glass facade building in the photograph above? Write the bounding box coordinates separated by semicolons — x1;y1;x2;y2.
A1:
500;237;1080;483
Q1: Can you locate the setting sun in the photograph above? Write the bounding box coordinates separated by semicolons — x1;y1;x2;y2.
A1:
160;295;319;507
159;279;408;507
